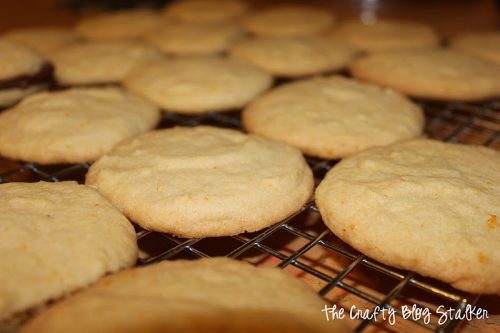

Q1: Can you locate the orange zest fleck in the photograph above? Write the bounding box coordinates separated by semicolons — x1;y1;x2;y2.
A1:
487;214;497;231
478;253;489;263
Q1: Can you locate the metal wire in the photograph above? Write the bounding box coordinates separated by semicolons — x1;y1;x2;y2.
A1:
0;99;498;333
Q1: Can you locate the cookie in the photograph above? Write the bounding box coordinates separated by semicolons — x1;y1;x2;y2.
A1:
163;0;248;23
451;31;500;64
0;87;160;164
86;126;313;237
0;85;47;110
50;40;165;86
316;139;500;294
0;181;138;321
243;76;424;159
2;27;80;57
350;49;500;101
74;9;164;40
0;40;50;107
229;36;356;78
123;57;272;114
0;40;45;80
242;5;335;37
327;20;440;52
145;21;245;56
21;258;348;333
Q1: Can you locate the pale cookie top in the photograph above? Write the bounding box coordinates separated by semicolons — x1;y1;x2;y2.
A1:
316;139;500;294
123;57;272;114
86;126;314;237
0;181;138;321
451;31;500;64
0;40;46;80
243;76;424;159
2;27;80;57
22;258;349;333
0;87;160;164
229;36;357;77
50;40;165;85
242;5;335;37
163;0;248;23
74;10;165;40
327;20;440;52
145;21;245;56
350;49;500;101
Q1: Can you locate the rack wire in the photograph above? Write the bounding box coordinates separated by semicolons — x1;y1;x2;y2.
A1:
0;99;498;332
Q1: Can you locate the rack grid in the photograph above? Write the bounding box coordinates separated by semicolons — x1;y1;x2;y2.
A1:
0;99;498;333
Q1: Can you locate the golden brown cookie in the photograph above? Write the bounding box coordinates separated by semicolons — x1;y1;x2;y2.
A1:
163;0;248;23
327;19;440;52
350;49;500;101
123;57;272;114
145;21;245;56
451;31;500;64
0;40;49;107
86;126;313;237
229;36;357;77
316;139;500;294
0;87;160;164
74;10;164;40
2;27;80;57
21;258;350;333
243;75;424;159
242;5;335;37
0;181;137;321
50;40;165;86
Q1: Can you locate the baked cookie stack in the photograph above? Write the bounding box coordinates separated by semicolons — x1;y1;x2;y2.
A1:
0;41;53;108
1;0;500;332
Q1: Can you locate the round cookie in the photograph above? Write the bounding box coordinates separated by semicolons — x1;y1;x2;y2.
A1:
243;75;424;159
451;31;500;64
50;40;165;86
74;10;164;40
123;57;272;114
242;5;335;37
316;139;500;295
145;21;245;56
229;36;357;78
86;126;314;237
350;49;500;101
0;181;138;321
0;40;50;107
327;20;440;52
2;27;80;57
21;258;348;333
0;87;160;164
163;0;248;23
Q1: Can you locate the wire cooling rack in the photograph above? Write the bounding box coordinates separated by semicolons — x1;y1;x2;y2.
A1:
0;99;499;333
